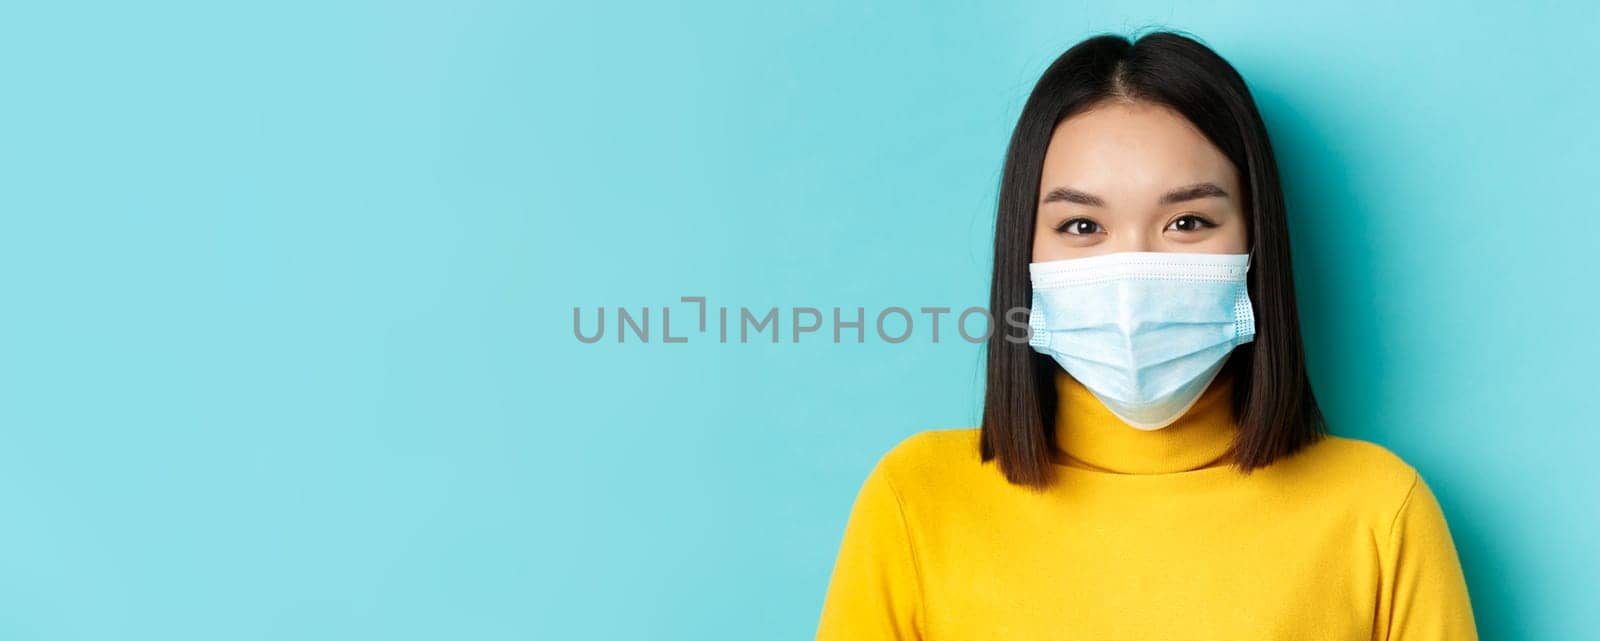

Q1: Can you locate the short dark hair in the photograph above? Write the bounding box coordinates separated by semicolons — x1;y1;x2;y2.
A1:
979;29;1328;489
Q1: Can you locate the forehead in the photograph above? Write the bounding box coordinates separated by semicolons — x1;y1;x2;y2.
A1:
1040;101;1236;194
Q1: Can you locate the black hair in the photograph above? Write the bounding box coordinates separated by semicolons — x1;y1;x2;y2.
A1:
979;29;1328;489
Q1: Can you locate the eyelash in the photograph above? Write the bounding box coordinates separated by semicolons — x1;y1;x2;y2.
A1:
1167;214;1219;232
1053;218;1101;235
1052;215;1219;235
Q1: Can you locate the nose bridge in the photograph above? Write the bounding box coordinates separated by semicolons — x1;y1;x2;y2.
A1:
1110;227;1155;253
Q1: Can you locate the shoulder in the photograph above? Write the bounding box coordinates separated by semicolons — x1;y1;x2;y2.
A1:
1276;434;1424;524
1293;434;1417;478
876;427;984;471
1300;434;1418;479
867;427;990;496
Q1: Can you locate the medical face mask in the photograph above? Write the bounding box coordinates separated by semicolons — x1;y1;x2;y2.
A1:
1028;251;1255;430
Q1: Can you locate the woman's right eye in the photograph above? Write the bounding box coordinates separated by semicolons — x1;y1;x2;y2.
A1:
1054;218;1101;235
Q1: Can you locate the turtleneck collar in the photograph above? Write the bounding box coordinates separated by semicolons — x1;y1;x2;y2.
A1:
1050;367;1240;474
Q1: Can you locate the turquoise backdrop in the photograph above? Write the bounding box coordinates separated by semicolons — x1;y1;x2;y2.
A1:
2;1;1595;639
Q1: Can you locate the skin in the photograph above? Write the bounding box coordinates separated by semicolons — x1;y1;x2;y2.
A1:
1032;100;1250;262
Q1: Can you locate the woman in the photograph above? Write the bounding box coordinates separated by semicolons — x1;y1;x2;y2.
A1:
815;31;1477;640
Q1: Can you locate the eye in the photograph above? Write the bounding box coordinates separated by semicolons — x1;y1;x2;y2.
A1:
1054;218;1102;235
1166;214;1219;233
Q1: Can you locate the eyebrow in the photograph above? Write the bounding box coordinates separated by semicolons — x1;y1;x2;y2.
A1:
1040;182;1231;206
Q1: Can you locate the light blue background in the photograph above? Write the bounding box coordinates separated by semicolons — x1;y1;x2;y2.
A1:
2;1;1595;639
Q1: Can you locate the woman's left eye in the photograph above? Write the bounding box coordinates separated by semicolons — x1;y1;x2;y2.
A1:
1166;214;1218;233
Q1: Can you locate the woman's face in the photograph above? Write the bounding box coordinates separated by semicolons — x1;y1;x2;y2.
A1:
1032;100;1249;262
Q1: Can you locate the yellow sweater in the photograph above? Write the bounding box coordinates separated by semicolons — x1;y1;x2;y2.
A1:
815;368;1477;640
